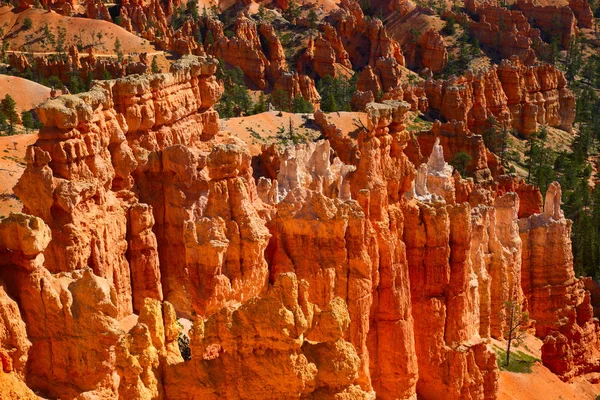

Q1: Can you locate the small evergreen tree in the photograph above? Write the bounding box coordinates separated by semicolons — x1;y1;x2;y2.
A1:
450;152;472;177
307;9;318;29
85;71;94;90
68;73;86;94
206;30;214;46
2;95;18;135
253;93;267;114
442;16;456;36
283;1;301;22
186;0;200;21
271;88;292;112
292;96;314;113
0;112;7;135
22;18;32;30
566;35;583;81
21;111;35;133
317;74;357;112
151;56;160;73
360;0;371;14
114;38;123;62
214;61;253;117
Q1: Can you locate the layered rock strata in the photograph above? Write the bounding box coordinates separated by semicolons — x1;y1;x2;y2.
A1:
0;55;597;400
380;59;575;136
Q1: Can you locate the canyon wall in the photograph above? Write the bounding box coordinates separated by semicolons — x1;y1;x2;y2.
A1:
0;55;598;400
355;57;575;137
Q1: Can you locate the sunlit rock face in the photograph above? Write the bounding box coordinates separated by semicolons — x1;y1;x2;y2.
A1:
0;51;595;400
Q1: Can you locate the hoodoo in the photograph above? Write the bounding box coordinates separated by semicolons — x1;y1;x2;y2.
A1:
1;0;600;398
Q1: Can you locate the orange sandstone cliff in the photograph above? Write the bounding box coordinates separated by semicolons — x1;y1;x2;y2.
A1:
0;55;598;400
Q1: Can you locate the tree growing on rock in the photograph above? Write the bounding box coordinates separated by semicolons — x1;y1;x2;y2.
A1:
503;298;528;366
317;74;357;112
283;1;301;22
525;128;556;194
271;88;292;112
22;18;32;31
215;60;253;117
450;152;472;177
151;56;160;73
114;38;123;62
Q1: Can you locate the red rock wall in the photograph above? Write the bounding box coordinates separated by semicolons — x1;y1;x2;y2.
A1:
520;184;600;379
0;55;597;400
469;4;542;65
382;59;575;136
515;0;577;49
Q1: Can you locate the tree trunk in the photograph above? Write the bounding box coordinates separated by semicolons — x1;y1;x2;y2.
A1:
506;301;515;366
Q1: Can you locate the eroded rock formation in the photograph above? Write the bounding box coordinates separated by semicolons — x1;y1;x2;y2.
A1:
9;46;149;85
521;183;600;380
468;2;543;65
1;55;597;400
382;59;575;136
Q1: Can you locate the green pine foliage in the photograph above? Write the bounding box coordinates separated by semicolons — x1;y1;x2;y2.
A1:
555;87;600;278
292;96;314;113
0;95;18;135
21;110;42;133
271;88;292;112
68;73;86;94
316;74;357;112
450;152;472;177
151;56;160;73
214;60;253;118
22;18;32;30
3;95;17;135
253;93;268;114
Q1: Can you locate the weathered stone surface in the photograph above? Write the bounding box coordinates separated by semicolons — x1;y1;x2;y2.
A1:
520;182;600;380
274;72;321;110
515;0;578;49
0;31;594;400
569;0;595;28
9;45;149;85
497;58;576;135
164;273;372;399
469;2;542;64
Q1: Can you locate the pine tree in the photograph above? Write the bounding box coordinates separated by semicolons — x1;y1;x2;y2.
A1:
21;111;35;134
151;56;160;73
0;112;7;135
307;9;318;29
214;62;253;117
566;35;583;81
283;1;301;22
85;71;94;90
2;95;18;135
292;96;314;113
271;88;292;112
22;18;32;30
114;38;123;62
68;73;85;94
450;152;472;177
253;93;267;114
317;75;356;112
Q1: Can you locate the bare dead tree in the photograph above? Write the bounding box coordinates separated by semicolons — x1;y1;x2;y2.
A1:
503;297;528;366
